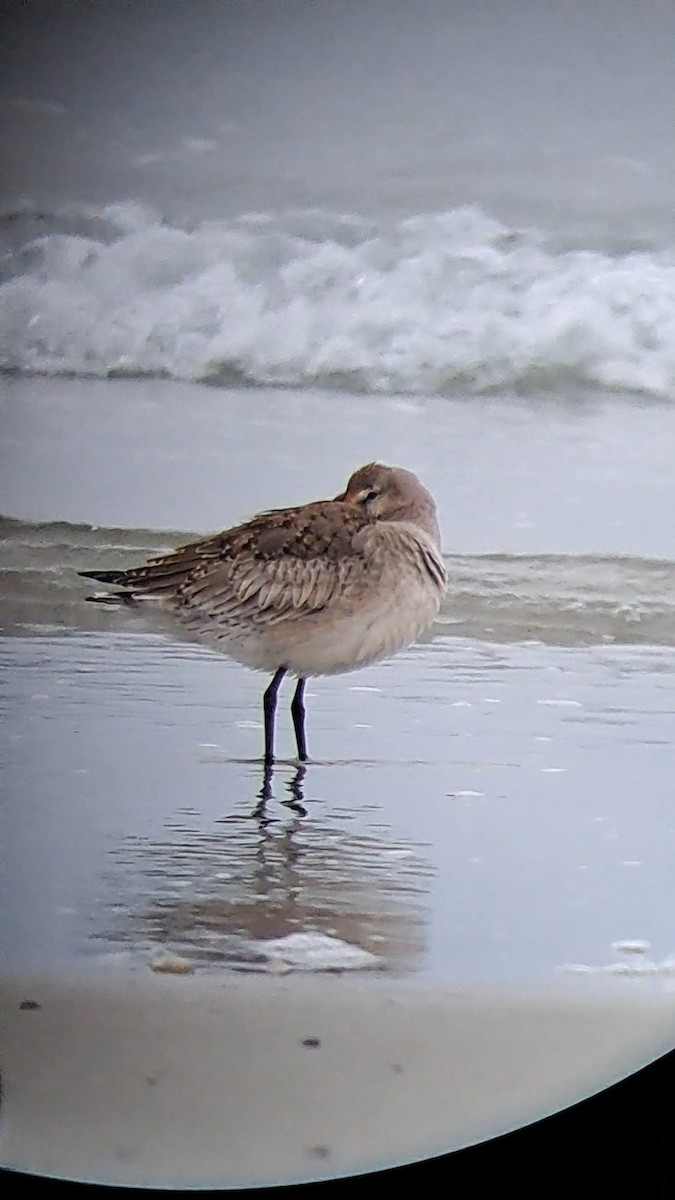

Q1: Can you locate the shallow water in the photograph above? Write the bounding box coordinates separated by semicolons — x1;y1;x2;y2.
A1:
3;375;675;560
2;624;674;986
1;376;674;990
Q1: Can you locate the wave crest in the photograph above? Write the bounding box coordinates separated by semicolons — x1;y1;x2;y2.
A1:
2;202;675;397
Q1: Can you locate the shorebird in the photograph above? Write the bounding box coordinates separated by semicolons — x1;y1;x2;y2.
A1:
79;463;446;765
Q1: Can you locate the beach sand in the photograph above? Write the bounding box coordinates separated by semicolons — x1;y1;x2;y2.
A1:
2;969;674;1188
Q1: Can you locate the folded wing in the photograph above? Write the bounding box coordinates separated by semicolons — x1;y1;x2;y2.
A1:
80;502;446;626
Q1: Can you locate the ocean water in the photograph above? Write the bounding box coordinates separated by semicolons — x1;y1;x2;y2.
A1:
2;0;675;973
2;0;675;398
1;0;675;1184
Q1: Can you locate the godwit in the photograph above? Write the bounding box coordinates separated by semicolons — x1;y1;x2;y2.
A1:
79;463;446;764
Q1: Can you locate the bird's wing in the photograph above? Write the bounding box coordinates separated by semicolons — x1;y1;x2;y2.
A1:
81;503;375;623
179;515;446;627
177;504;375;626
80;503;446;622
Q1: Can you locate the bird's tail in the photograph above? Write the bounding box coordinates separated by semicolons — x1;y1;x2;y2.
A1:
79;569;129;585
78;569;138;605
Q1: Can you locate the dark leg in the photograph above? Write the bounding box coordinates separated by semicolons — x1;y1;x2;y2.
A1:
263;667;286;765
290;677;308;762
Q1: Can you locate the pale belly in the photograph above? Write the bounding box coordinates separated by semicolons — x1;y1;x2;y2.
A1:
170;575;443;677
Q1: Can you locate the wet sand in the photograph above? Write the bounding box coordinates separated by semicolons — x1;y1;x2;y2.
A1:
2;970;674;1188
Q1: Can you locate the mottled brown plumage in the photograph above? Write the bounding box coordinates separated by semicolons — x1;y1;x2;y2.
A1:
80;463;446;764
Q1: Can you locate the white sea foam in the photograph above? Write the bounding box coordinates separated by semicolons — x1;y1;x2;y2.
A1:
562;955;675;978
2;202;675;397
242;931;381;973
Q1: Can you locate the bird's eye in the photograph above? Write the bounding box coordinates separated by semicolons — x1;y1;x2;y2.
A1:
363;489;379;503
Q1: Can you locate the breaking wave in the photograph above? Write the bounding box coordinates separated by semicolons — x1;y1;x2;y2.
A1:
2;201;675;398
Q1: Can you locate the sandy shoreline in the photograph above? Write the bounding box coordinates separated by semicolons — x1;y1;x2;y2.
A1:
1;969;673;1188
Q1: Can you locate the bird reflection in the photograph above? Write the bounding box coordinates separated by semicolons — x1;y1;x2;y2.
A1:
285;763;308;814
97;763;430;974
255;762;308;823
